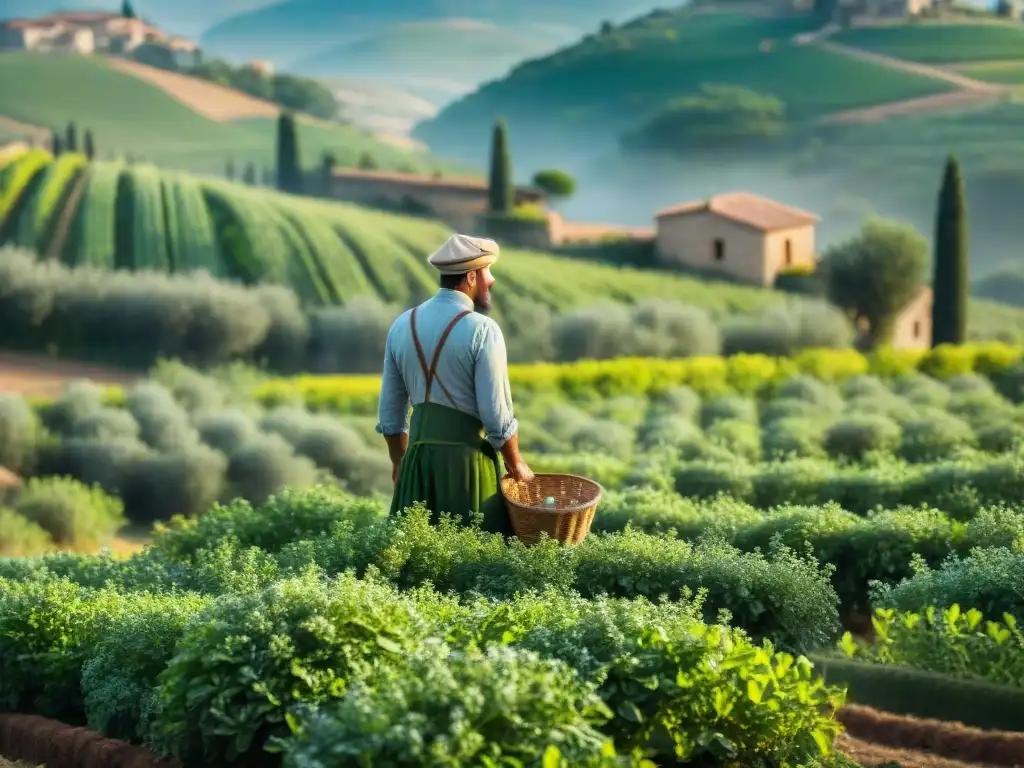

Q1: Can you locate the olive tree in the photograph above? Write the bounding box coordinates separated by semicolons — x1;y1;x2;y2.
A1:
819;218;928;349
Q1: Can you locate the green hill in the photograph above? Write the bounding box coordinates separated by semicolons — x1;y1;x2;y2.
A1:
1;147;1022;344
199;0;664;64
0;52;460;176
832;21;1024;64
414;10;954;157
291;19;569;100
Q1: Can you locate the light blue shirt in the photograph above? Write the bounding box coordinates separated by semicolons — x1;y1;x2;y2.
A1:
375;289;519;449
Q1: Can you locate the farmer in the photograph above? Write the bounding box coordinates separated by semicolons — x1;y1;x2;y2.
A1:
376;233;534;535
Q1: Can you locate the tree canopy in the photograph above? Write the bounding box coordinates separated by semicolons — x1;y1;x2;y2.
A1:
532;169;577;199
621;84;787;155
820;218;928;348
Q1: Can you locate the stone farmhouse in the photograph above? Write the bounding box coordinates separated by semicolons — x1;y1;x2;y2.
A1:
653;191;932;349
655;192;818;286
0;12;200;67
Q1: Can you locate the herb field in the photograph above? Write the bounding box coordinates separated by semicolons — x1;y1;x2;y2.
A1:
4;347;1024;765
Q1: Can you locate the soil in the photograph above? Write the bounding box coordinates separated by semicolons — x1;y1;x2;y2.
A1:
0;352;138;398
99;56;280;122
3;705;1023;768
839;705;1024;767
838;733;1003;767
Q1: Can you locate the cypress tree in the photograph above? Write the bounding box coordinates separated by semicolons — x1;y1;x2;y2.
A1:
226;159;235;180
83;129;95;160
931;154;969;346
321;151;336;194
51;130;63;156
488;119;513;214
121;0;136;18
65;122;78;152
276;111;301;194
243;162;257;185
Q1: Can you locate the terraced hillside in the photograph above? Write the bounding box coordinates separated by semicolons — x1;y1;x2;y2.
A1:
2;147;1024;344
0;52;459;176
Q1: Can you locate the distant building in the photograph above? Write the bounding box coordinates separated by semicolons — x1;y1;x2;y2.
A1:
166;37;201;68
891;286;933;349
246;59;275;77
0;11;200;60
835;0;933;23
654;191;818;286
328;168;546;232
0;18;95;53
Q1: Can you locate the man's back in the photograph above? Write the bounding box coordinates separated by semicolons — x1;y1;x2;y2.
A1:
376;288;517;450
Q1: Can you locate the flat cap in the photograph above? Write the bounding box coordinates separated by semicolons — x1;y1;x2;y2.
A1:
427;233;500;275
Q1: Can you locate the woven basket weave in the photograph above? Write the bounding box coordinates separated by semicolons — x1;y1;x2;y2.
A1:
500;473;602;545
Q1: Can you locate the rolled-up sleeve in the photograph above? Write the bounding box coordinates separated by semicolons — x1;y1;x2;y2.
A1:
474;321;518;449
375;327;410;436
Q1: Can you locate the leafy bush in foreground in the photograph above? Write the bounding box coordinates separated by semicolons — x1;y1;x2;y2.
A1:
147;571;443;764
281;641;619;767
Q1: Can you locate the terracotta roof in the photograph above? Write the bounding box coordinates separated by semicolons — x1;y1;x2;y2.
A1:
3;18;61;30
332;168;543;197
0;466;21;489
655;191;819;232
167;37;198;50
40;12;117;23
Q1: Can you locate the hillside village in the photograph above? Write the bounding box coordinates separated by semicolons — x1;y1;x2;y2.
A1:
0;7;201;67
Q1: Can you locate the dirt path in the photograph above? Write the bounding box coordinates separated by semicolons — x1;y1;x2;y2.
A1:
100;56;281;122
0;352;138;398
824;89;1004;124
0;116;48;144
815;39;1010;123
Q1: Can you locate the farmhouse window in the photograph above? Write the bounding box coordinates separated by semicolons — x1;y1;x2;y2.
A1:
913;320;921;338
784;238;792;265
713;238;725;261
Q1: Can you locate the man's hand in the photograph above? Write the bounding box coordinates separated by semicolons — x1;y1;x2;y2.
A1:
506;460;535;483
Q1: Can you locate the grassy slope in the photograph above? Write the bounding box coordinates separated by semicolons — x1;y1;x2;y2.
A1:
415;11;953;153
0;152;1020;342
832;21;1024;63
292;19;567;85
0;53;461;176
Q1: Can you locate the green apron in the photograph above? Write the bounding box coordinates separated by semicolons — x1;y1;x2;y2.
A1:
388;307;515;536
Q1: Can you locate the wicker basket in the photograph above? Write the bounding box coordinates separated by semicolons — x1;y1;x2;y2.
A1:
500;473;602;545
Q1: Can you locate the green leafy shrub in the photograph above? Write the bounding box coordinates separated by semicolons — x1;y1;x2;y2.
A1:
81;592;210;740
458;591;846;765
13;476;125;546
0;507;52;556
873;547;1024;620
147;571;449;764
281;641;618;767
0;575;133;720
762;417;826;459
824;415;901;460
0;393;39;474
278;504;839;652
838;604;1024;689
898;411;976;462
152;486;378;561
